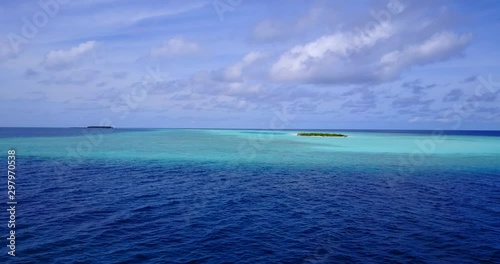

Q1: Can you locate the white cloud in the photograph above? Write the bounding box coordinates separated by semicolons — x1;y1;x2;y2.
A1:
55;1;208;32
117;4;206;26
270;20;471;85
222;51;266;82
270;22;395;83
408;116;423;123
43;41;97;70
191;70;264;97
379;31;472;79
149;38;200;58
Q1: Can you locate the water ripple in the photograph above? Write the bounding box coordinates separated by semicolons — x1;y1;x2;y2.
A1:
2;158;499;263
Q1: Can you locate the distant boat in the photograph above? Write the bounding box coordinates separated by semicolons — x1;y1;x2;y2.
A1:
86;126;114;129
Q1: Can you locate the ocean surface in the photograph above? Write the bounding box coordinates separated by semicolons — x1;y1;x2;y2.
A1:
0;128;499;263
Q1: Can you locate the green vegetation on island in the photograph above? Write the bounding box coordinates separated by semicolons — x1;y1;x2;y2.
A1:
87;126;114;129
297;132;348;137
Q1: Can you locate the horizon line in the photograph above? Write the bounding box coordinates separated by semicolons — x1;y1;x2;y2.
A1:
1;126;500;132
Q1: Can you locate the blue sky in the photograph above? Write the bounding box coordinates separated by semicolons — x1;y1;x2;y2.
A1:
0;0;499;129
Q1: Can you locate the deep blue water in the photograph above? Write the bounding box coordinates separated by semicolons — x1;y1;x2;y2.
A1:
0;128;499;263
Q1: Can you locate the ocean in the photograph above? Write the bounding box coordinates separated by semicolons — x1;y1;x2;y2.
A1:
0;128;499;263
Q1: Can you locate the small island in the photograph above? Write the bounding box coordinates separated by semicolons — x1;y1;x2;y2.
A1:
297;132;348;137
87;126;114;129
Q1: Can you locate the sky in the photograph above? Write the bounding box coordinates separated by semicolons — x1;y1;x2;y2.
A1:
0;0;499;129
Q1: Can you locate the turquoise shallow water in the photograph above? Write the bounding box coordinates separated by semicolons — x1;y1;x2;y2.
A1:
0;128;499;263
2;129;499;176
3;128;500;160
